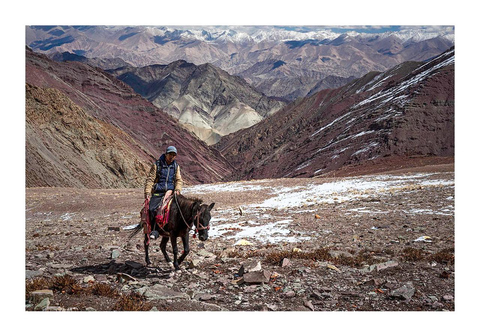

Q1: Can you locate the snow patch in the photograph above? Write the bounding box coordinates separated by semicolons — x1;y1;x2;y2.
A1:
60;212;75;221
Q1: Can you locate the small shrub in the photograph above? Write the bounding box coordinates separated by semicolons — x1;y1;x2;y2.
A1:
26;277;52;297
402;248;426;262
343;249;380;267
51;275;82;294
86;282;120;298
429;248;454;264
113;292;152;311
264;247;379;267
27;275;83;296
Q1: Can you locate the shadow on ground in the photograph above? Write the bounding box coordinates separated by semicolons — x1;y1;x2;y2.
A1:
70;260;171;280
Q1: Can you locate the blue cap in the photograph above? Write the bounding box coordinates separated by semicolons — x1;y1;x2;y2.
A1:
166;146;177;154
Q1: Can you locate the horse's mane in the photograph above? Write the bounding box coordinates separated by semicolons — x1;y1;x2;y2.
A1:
177;194;203;206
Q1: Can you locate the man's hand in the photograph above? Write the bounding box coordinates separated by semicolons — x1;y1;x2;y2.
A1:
145;193;151;200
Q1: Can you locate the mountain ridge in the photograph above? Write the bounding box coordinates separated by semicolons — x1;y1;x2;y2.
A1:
26;26;454;101
217;47;454;180
108;60;286;145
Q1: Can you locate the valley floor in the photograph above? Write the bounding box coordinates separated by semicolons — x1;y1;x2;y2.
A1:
25;164;455;311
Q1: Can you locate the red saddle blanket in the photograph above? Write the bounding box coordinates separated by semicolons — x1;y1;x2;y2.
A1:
155;196;173;228
140;196;174;234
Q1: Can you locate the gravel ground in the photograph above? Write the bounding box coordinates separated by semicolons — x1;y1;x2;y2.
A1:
25;164;455;311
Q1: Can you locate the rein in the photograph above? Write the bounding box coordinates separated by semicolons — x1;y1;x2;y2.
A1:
174;193;210;237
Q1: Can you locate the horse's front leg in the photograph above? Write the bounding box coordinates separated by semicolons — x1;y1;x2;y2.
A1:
144;234;151;265
177;233;190;266
160;236;171;263
170;235;180;270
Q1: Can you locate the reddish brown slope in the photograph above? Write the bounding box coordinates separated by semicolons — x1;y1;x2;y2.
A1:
26;48;234;187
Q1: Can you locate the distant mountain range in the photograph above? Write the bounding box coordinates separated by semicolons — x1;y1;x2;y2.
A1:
26;26;454;101
107;61;286;145
217;47;455;180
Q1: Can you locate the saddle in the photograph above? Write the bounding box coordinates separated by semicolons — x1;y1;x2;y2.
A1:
140;195;174;235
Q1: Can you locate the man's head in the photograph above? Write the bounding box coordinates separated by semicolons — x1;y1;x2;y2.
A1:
165;146;177;164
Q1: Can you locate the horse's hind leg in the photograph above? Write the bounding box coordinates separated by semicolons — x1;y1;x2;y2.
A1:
160;236;171;263
144;234;151;265
177;234;190;266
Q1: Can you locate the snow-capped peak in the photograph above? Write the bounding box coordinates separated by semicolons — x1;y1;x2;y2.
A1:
142;26;453;44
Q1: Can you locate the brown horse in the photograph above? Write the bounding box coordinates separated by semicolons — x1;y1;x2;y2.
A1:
130;194;214;270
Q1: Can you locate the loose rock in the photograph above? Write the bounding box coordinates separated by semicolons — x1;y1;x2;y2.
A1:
117;272;137;283
34;298;50;311
136;284;190;301
239;260;262;276
243;270;272;284
29;289;54;304
26;270;44;279
284;290;296;298
196;293;214;301
281;258;291;267
389;282;416;301
111;249;120;259
303;299;314;311
442;294;454;302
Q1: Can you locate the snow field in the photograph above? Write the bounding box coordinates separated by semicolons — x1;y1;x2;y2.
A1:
184;173;454;244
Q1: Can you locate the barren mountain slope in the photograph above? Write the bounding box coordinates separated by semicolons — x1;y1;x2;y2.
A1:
26;84;150;188
26;48;234;187
218;48;454;180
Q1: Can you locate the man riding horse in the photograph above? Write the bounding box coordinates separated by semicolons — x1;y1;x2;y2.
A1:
144;146;184;240
132;145;214;268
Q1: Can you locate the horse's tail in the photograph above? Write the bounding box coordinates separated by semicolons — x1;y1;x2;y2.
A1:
127;223;144;241
127;199;150;241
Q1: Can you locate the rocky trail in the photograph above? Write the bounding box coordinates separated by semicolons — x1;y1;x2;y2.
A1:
25;164;454;311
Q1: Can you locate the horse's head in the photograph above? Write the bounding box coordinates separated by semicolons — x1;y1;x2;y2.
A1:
193;202;214;241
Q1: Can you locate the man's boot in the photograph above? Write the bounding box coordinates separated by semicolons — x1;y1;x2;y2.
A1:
150;230;160;239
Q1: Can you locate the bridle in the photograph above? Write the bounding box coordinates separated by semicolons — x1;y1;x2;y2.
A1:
195;211;210;232
174;193;210;237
